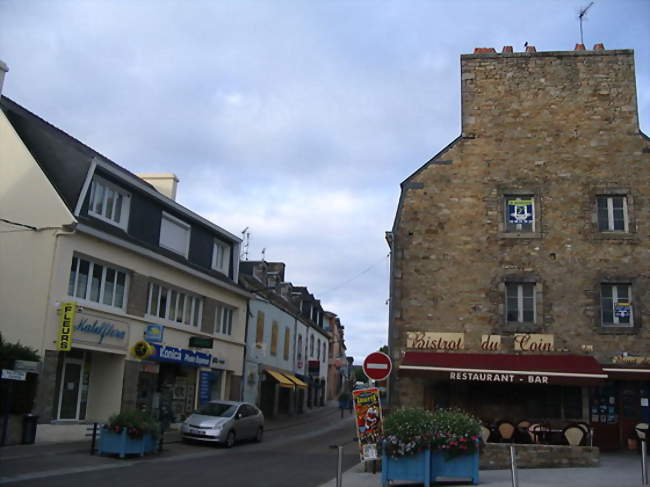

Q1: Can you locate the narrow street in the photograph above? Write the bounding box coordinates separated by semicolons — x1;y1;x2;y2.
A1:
0;411;360;487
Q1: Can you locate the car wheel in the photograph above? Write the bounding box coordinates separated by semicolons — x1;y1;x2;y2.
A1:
255;427;263;443
225;431;236;448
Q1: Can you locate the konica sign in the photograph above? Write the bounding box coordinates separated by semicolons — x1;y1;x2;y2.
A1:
151;344;211;367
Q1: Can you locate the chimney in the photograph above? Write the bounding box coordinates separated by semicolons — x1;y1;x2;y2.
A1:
575;43;586;50
137;173;179;200
502;46;513;53
473;47;496;54
525;45;537;52
593;43;605;50
0;60;8;96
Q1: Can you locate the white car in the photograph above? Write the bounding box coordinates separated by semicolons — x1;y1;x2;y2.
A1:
181;400;264;447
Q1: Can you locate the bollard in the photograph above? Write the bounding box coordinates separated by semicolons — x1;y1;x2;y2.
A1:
90;423;98;455
642;439;648;485
509;444;519;487
337;445;344;487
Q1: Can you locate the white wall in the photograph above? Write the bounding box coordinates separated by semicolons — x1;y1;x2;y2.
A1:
86;352;125;421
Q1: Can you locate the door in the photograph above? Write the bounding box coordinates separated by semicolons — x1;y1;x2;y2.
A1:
58;358;84;419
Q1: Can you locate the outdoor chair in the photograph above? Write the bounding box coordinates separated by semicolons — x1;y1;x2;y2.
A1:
496;420;516;443
480;424;492;444
575;422;593;446
563;424;586;446
635;422;649;441
528;423;550;444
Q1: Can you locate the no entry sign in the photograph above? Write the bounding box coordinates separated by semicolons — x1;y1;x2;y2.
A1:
363;351;392;381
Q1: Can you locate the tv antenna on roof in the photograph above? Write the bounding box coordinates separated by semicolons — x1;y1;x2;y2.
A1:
241;227;250;261
578;2;595;45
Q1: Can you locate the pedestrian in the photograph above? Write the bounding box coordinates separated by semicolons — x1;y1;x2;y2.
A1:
338;391;351;418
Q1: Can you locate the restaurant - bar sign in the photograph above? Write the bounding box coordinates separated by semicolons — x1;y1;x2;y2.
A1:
405;332;464;351
513;334;554;352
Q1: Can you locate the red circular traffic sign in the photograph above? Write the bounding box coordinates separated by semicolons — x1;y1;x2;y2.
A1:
363;351;392;381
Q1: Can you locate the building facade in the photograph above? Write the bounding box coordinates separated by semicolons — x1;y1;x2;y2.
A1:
0;93;248;442
325;311;350;400
387;45;650;450
240;261;330;416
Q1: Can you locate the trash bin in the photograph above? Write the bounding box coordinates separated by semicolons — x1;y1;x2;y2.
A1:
22;413;38;444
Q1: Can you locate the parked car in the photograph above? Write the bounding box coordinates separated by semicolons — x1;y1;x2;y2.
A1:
181;400;264;447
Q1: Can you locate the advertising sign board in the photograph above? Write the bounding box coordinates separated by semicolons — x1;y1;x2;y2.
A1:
56;302;76;351
353;388;383;461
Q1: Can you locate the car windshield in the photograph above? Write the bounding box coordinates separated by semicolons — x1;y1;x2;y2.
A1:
198;402;238;417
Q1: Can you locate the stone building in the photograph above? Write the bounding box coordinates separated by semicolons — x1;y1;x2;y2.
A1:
387;44;650;450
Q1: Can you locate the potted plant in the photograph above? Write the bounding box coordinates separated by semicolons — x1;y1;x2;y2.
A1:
99;409;160;458
380;407;481;486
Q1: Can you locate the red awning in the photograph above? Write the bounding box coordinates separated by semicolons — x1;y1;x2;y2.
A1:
602;366;650;381
401;351;608;385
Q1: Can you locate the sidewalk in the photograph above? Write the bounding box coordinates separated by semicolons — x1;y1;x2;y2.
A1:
318;450;648;487
0;401;344;485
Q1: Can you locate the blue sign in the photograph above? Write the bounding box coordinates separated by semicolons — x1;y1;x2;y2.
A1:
507;199;533;225
151;344;211;367
615;302;631;318
145;324;164;343
199;371;214;404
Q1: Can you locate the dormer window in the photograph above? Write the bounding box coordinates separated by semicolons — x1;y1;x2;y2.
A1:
212;238;231;274
88;176;130;229
159;212;190;257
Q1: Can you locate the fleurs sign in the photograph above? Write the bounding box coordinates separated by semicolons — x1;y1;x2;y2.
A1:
406;332;464;351
73;310;129;349
513;334;554;352
56;302;76;351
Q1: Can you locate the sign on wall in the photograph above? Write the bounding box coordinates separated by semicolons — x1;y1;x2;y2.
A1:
405;332;464;351
198;370;214;404
513;334;554;352
480;335;501;352
145;324;164;343
56;302;76;351
612;355;650;366
73;310;129;349
507;199;533;224
151;344;211;367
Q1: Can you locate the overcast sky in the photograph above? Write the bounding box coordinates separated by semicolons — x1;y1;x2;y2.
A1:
1;1;648;364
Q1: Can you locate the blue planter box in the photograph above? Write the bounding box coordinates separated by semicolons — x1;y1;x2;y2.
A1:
99;429;157;458
381;444;479;486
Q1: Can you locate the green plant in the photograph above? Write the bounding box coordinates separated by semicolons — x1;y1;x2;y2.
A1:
381;407;481;459
104;409;160;439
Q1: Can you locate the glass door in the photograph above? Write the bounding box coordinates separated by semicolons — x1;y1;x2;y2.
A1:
57;357;84;419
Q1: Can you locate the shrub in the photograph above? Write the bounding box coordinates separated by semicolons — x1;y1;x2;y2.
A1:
381;407;481;459
104;409;160;439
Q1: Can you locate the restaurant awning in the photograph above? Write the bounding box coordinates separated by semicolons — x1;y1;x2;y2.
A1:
264;369;294;388
602;366;650;381
283;373;308;388
400;351;608;385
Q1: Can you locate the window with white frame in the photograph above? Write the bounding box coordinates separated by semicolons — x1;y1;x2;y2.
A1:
67;255;127;309
214;304;235;336
88;176;131;229
159;212;190;257
317;339;321;360
212;239;231;274
597;196;628;232
506;282;535;323
147;282;202;327
309;335;314;357
504;195;535;233
601;283;633;327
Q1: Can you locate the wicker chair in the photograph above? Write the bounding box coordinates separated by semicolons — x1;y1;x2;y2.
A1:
563;424;586;446
496;420;516;443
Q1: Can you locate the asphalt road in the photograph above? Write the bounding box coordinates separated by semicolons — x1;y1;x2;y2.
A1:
2;415;360;487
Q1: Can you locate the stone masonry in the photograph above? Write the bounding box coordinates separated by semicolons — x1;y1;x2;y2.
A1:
388;46;650;407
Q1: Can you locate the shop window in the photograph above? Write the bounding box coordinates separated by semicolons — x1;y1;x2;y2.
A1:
597;195;628;232
159;212;190;257
506;282;535;323
147;282;202;327
212;239;230;275
270;322;279;356
255;311;265;345
88;176;130;229
282;328;290;361
67;255;127;309
601;283;633;327
215;304;235;336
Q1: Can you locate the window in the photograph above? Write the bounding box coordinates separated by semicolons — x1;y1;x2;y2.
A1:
67;255;127;309
297;335;303;361
322;342;326;362
147;282;202;327
215;304;235;335
283;328;290;361
310;335;314;357
597;196;628;232
255;312;265;344
212;239;231;274
317;339;321;360
504;195;535;233
270;321;278;356
506;282;535;323
601;283;633;327
159;212;190;257
88;176;130;229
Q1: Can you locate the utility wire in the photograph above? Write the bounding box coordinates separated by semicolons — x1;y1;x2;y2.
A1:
0;218;38;231
318;254;389;297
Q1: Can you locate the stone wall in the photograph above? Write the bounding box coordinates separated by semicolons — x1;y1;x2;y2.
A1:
481;443;600;469
388;47;650;407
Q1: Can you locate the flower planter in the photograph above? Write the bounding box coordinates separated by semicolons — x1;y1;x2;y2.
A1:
381;446;479;486
99;429;157;458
